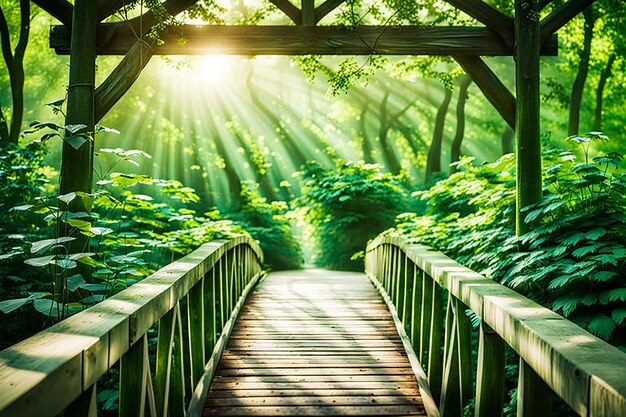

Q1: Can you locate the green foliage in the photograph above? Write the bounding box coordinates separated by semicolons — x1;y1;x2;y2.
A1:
227;182;302;271
0;135;246;327
299;160;407;270
394;136;626;348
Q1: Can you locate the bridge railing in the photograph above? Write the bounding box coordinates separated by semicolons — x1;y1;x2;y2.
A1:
0;235;264;417
365;234;626;417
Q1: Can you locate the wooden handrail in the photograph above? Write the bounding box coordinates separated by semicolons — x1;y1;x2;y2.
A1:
365;234;626;417
0;236;264;417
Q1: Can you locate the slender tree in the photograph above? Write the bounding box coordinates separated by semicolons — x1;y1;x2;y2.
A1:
449;74;472;173
0;0;30;145
425;85;452;184
568;6;595;136
501;125;514;155
593;53;616;131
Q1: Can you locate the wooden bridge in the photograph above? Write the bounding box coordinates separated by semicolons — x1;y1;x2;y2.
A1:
1;234;626;417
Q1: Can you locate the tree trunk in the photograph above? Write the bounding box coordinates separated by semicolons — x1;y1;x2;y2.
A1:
501;125;514;155
58;0;97;296
0;0;30;145
450;75;472;174
378;90;402;174
567;6;595;136
425;86;452;184
359;100;374;163
515;0;542;236
0;105;9;144
594;53;616;132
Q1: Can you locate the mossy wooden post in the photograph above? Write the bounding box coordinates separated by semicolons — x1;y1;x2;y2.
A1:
58;0;96;272
204;267;216;354
455;299;473;408
475;322;505;417
170;303;186;417
518;358;553;416
514;0;542;235
410;264;421;350
420;273;433;365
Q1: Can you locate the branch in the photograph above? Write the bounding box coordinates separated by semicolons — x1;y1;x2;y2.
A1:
31;0;73;26
540;0;596;44
97;0;125;22
14;0;29;66
0;7;13;68
95;41;153;122
268;0;302;25
443;0;514;46
454;55;515;129
315;0;345;24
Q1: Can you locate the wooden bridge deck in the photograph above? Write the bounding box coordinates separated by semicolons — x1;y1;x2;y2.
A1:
203;269;427;416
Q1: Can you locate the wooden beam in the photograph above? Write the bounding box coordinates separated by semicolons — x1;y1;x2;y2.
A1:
51;24;559;56
96;0;125;22
268;0;302;25
95;41;153;123
315;0;346;24
443;0;514;46
32;0;73;27
454;55;515;129
540;0;596;44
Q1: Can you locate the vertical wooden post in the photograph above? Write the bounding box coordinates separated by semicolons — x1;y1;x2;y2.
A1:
204;268;216;354
188;279;205;386
420;273;433;365
455;299;473;408
65;383;97;417
517;358;553;416
428;282;444;401
440;313;460;417
514;0;542;235
119;336;148;417
475;322;505;417
302;0;315;26
155;308;176;417
410;265;421;349
170;304;186;417
59;0;96;238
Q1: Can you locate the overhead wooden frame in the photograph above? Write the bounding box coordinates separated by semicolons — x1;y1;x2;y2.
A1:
42;0;597;238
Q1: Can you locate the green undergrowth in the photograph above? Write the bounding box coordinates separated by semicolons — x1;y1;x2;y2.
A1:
298;160;408;271
393;133;626;348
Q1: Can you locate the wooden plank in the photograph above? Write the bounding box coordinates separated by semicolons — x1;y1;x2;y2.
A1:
203;405;425;416
203;270;428;416
205;395;422;406
50;24;559;56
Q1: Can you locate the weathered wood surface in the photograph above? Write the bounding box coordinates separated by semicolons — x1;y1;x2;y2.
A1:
203;270;428;416
366;235;626;417
50;24;558;56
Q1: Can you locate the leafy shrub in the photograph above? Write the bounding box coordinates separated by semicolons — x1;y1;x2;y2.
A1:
394;134;626;348
299;161;407;271
227;182;302;271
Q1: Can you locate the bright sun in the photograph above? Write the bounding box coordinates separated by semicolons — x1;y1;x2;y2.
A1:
197;55;232;81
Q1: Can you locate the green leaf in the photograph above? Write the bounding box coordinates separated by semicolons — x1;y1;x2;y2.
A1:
30;237;76;254
90;227;113;236
590;271;616;282
66;219;92;231
599;288;626;304
58;192;77;204
64;124;87;135
572;245;598;258
24;255;56;267
33;299;61;317
64;135;88;150
0;292;51;314
612;308;626;326
95;125;120;135
67;274;85;292
587;314;615;340
53;258;77;269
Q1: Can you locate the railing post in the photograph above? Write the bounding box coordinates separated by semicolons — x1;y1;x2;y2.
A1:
188;279;205;386
456;299;473;408
170;303;186;417
155;308;176;417
204;267;216;355
410;263;421;349
119;336;149;417
440;307;460;416
475;322;505;417
428;281;444;402
65;383;97;417
517;358;553;417
420;272;433;366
